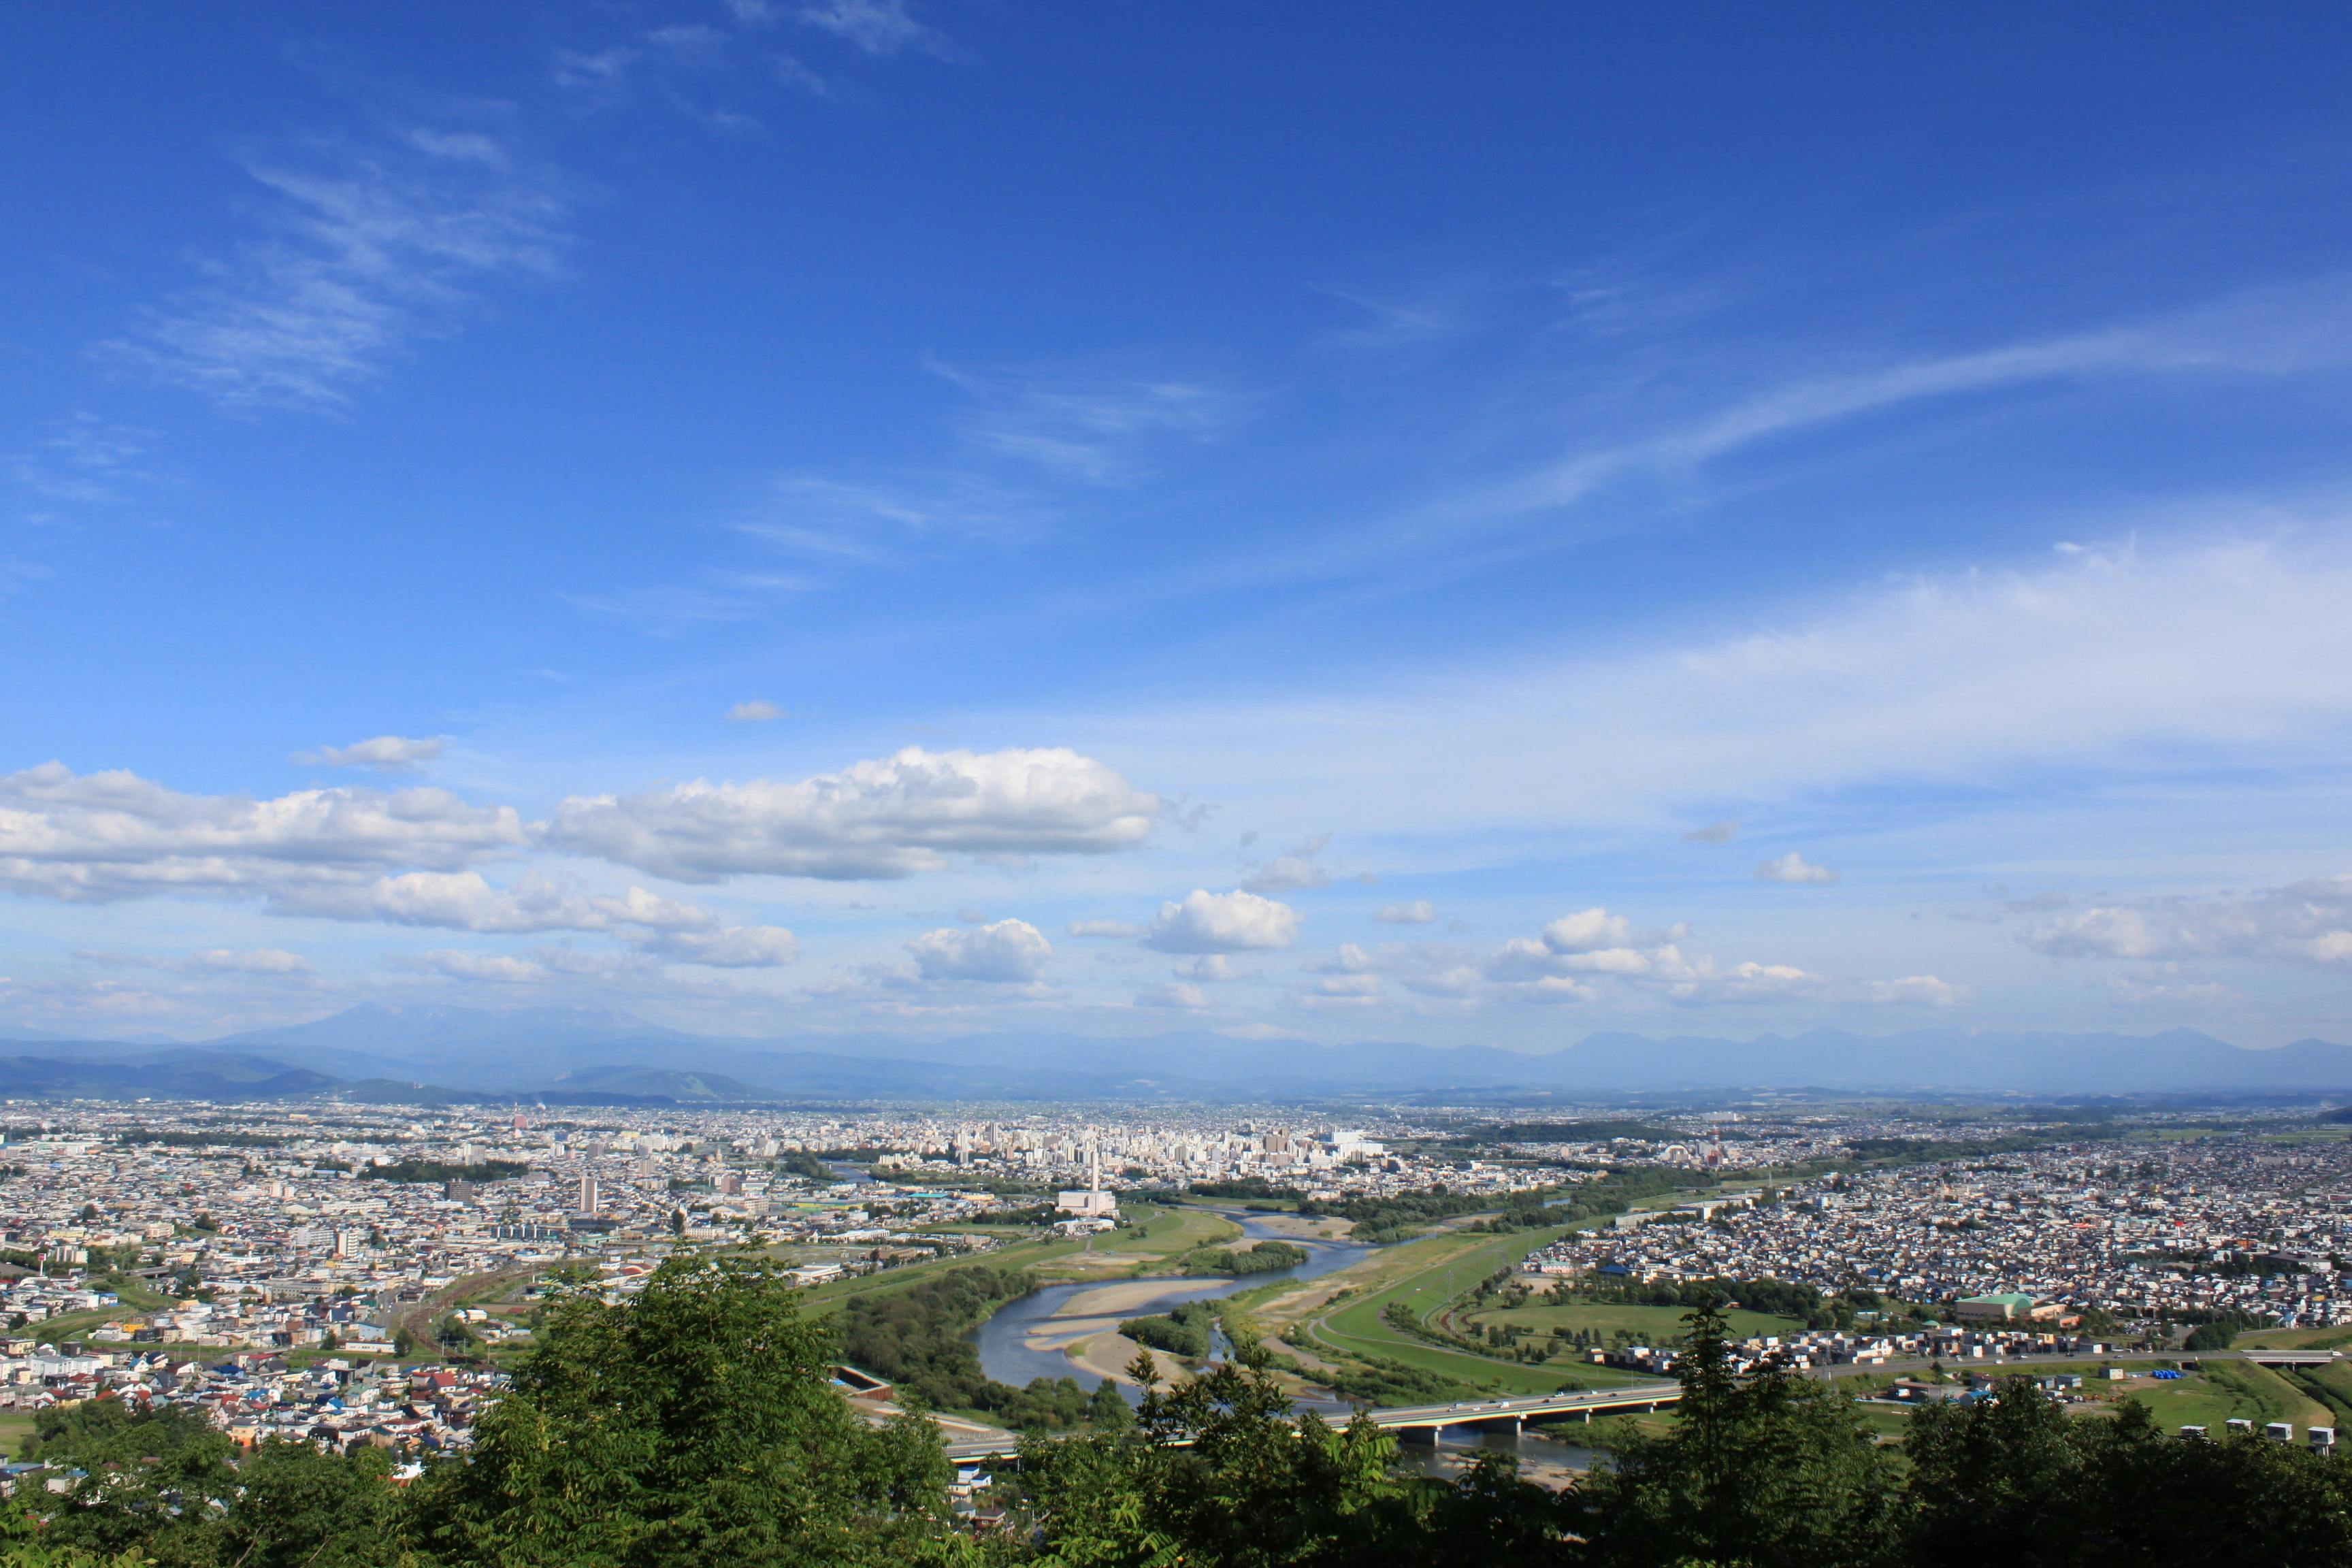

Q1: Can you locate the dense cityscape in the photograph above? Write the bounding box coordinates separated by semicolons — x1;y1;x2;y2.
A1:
0;1094;2339;1467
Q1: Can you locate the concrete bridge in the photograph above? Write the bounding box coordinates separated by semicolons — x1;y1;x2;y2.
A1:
940;1381;1680;1461
1362;1382;1682;1443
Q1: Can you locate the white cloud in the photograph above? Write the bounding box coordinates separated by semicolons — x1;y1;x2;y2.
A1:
1860;974;1966;1007
309;870;701;935
0;762;525;904
1668;962;1821;1007
2025;875;2352;967
1756;852;1838;885
1243;833;1333;893
546;746;1160;882
2107;975;2238;1007
1091;536;2352;840
190;949;312;975
293;734;445;771
1402;965;1482;998
1136;981;1208;1010
740;474;1039;566
907;918;1052;982
636;924;800;968
1067;918;1145;938
1683;820;1739;843
103;129;569;408
414;949;549;984
1373;900;1436;924
725;700;785;723
1309;973;1381;998
1307;943;1376;975
796;0;947;56
1175;955;1239;982
1146;889;1301;953
1539;908;1635;953
938;364;1239;484
1481;907;1821;1009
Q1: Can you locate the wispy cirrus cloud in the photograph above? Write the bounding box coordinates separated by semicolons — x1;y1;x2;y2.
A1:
789;0;949;59
101;127;570;409
934;361;1245;485
293;734;445;772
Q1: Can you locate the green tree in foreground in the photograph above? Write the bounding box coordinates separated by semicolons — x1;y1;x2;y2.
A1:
1011;1342;1574;1567
13;1261;2352;1568
408;1255;967;1568
1573;1296;1900;1568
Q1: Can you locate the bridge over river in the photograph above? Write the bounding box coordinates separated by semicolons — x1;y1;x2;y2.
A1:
940;1381;1681;1462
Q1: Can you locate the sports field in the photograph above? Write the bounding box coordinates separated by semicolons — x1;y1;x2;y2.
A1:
1458;1299;1801;1345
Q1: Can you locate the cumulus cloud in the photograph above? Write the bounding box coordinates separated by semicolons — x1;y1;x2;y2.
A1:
1146;889;1301;953
1373;900;1436;924
725;700;785;723
1243;834;1333;893
636;924;800;968
1539;908;1636;953
1403;965;1483;998
2025;875;2352;966
1859;974;1966;1007
1067;918;1144;938
293;735;445;771
1175;955;1239;982
307;870;703;934
1756;852;1838;885
1135;981;1208;1010
1309;973;1381;999
1307;943;1376;975
1667;962;1821;1007
907;918;1052;982
414;949;548;983
547;746;1160;882
291;870;800;967
1480;906;1821;1007
0;762;526;904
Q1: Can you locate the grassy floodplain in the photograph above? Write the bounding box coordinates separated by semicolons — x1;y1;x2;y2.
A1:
1458;1298;1802;1345
1252;1222;1662;1399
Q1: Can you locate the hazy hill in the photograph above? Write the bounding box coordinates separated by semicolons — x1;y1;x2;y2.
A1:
3;1005;2350;1101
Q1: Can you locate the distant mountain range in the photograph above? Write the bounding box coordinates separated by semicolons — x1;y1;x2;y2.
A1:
1;1002;2350;1104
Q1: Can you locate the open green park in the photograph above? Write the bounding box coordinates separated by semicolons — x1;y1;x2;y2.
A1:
1456;1298;1801;1346
1247;1221;1667;1401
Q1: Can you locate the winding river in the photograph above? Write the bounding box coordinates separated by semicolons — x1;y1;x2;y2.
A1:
968;1208;1602;1475
972;1208;1369;1390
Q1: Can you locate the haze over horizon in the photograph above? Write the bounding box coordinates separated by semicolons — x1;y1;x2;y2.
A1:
6;4;2352;1054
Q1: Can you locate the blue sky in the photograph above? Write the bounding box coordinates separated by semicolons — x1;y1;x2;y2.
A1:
6;1;2352;1048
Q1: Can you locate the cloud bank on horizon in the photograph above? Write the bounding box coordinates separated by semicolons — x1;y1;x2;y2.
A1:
4;3;2352;1048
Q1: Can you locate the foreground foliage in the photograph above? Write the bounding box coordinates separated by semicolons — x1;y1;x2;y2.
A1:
4;1262;2351;1567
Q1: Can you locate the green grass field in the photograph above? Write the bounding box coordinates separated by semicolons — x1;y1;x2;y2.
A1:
1461;1301;1801;1345
2236;1322;2352;1351
1285;1224;1661;1398
1102;1203;1243;1269
2102;1362;2332;1434
791;1232;1090;1316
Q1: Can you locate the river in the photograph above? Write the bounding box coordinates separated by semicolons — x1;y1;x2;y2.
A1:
968;1207;1605;1476
972;1207;1368;1391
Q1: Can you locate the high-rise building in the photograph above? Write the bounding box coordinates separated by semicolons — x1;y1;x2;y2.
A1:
577;1171;600;1215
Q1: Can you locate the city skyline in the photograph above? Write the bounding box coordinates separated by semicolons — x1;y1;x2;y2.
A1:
8;4;2352;1050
